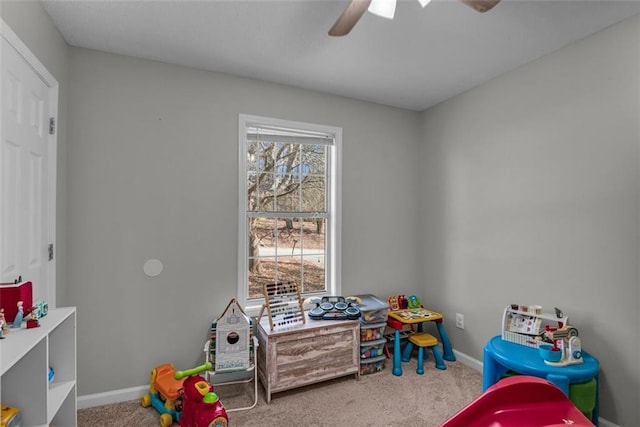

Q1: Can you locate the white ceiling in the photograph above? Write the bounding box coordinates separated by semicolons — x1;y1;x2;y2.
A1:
41;0;640;111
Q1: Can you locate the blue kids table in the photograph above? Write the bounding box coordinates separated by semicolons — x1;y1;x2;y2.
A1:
483;335;600;424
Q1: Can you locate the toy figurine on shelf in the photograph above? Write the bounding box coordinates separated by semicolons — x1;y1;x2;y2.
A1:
11;301;24;328
26;300;48;329
0;308;7;338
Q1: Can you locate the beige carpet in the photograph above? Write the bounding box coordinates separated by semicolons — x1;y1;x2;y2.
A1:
78;357;482;427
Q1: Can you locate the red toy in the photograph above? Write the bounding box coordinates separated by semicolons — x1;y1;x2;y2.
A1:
142;362;228;427
175;363;229;427
442;375;593;427
0;280;32;323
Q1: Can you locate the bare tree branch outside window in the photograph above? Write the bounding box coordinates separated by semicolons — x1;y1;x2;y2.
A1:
245;134;329;299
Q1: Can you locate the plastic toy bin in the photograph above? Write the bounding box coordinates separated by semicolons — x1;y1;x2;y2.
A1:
355;294;390;324
360;338;386;359
360;322;386;342
360;355;386;375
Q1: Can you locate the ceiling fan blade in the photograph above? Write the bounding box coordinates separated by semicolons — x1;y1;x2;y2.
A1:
329;0;372;37
459;0;501;13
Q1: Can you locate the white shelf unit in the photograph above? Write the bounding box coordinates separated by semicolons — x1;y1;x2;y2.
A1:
1;307;77;426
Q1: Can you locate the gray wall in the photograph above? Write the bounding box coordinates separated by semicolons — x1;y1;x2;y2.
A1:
66;48;423;395
0;1;69;304
3;2;639;424
419;15;640;426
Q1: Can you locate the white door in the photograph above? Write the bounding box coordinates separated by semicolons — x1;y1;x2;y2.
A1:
0;21;58;305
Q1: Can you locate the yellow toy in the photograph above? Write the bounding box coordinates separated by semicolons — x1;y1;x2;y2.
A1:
1;404;22;427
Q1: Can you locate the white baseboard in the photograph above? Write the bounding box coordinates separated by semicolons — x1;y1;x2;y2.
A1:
77;385;147;409
452;348;483;372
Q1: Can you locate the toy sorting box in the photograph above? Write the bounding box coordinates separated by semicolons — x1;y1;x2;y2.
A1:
0;281;32;323
360;322;386;342
355;294;389;324
355;294;390;375
360;324;388;374
360;355;386;375
361;338;386;359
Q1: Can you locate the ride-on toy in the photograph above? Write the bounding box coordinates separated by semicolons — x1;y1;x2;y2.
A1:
141;362;228;427
177;363;228;427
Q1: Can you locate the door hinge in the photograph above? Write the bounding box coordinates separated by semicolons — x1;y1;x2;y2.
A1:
49;117;56;135
48;243;54;261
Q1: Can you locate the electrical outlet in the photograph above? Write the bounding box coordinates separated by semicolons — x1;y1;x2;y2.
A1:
456;313;464;329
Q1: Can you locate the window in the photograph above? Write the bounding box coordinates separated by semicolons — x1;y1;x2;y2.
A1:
238;114;341;312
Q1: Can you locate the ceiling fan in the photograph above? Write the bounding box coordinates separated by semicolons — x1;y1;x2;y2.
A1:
329;0;501;36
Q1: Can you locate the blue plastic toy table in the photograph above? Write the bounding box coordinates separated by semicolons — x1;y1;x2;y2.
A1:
483;335;600;425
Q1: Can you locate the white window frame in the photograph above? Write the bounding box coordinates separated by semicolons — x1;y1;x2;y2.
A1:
238;114;342;315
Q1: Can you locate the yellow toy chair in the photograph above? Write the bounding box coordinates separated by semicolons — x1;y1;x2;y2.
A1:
401;333;446;374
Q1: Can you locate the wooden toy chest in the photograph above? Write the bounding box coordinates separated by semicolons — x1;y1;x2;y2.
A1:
256;315;360;403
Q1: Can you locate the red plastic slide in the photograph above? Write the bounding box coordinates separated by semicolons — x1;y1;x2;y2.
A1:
441;376;593;427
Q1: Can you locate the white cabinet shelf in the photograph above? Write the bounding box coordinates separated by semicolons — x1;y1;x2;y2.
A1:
1;307;76;426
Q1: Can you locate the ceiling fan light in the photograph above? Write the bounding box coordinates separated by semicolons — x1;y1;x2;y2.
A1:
418;0;432;7
368;0;397;19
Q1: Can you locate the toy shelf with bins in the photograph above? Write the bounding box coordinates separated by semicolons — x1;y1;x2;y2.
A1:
359;323;387;375
1;307;76;426
501;305;568;349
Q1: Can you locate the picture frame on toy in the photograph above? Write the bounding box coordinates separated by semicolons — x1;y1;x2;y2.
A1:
214;299;251;372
